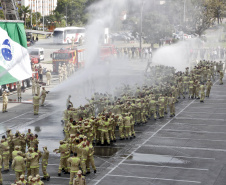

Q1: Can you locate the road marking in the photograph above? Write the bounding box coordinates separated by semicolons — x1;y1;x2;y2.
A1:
162;129;226;134
93;100;196;185
144;145;226;152
0;109;58;136
107;174;201;184
184;112;226;115
121;163;209;171
170;122;226;126
154;136;226;143
189;107;226;109
0;111;31;125
192;102;226;104
175;117;225;121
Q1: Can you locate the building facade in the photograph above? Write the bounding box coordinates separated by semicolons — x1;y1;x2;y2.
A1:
21;0;57;16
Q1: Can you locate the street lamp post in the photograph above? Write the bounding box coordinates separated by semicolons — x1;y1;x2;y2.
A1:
140;0;145;59
183;0;186;23
43;15;44;31
66;4;68;27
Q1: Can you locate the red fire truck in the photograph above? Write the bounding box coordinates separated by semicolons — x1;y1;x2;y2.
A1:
99;44;117;61
51;44;116;74
51;46;85;74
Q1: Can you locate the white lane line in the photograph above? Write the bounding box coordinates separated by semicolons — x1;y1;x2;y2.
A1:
93;100;196;185
144;145;226;152
107;174;201;184
175;117;225;121
192;102;226;104
0;110;58;136
0;111;31;125
121;163;209;171
162;129;226;134
170;122;226;126
154;136;226;143
184;112;226;115
188;107;226;109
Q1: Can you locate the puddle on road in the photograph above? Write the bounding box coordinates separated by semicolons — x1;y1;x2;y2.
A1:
122;153;188;164
94;147;121;157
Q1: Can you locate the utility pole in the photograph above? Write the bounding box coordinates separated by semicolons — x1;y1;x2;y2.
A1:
43;15;44;31
36;12;37;30
140;0;145;59
183;0;186;23
66;4;68;27
31;9;32;29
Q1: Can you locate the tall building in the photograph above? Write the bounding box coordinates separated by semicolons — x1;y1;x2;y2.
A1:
22;0;57;16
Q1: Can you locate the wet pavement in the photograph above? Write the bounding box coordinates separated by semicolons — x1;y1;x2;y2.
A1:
0;69;226;185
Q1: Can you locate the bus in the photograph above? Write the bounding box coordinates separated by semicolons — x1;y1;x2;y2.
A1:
53;27;85;44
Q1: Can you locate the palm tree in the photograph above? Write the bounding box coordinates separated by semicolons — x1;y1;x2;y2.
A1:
21;5;30;27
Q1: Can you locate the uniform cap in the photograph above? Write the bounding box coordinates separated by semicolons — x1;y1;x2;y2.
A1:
6;128;11;131
83;136;87;139
15;146;20;150
17;151;22;156
28;147;33;151
70;134;75;137
36;174;40;178
60;140;64;144
77;170;82;175
32;177;37;181
20;174;25;179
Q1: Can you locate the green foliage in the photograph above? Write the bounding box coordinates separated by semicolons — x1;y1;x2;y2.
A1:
19;6;31;27
54;0;100;26
0;10;4;20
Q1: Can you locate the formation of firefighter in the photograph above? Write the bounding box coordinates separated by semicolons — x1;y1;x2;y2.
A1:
0;59;224;185
58;59;224;184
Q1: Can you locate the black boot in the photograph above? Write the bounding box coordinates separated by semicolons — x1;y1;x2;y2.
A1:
41;177;47;180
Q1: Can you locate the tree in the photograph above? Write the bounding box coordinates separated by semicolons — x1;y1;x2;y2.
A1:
19;6;30;27
211;0;226;24
0;2;5;20
54;0;101;26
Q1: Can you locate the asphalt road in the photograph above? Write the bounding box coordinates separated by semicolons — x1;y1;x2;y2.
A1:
88;77;226;185
0;60;225;185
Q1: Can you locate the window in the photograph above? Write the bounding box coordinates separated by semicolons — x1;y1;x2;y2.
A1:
53;31;63;37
